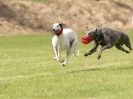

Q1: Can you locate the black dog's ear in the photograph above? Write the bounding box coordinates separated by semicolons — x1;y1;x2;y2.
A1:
92;27;98;34
86;27;89;31
94;27;97;32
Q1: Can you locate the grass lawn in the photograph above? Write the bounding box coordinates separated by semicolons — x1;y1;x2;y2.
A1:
0;32;133;99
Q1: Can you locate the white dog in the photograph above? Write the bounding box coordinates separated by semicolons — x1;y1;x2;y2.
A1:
52;23;79;66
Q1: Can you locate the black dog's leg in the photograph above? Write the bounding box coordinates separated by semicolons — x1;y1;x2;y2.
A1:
84;42;99;56
115;43;130;53
97;44;112;60
98;34;112;60
124;37;132;51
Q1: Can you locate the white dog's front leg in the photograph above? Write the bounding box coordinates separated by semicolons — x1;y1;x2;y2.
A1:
53;47;61;62
52;36;60;61
53;47;58;60
56;46;61;61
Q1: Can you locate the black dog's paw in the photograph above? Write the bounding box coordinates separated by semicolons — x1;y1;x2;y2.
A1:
84;52;92;57
97;54;101;60
126;51;130;53
84;53;89;57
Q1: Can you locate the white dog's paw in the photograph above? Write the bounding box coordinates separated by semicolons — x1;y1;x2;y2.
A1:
57;59;60;62
54;57;60;62
62;63;66;66
62;61;67;66
54;57;60;61
54;57;57;60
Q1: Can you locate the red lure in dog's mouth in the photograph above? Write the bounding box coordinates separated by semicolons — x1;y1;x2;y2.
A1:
81;34;93;44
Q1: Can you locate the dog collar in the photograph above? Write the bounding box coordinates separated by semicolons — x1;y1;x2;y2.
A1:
55;25;63;36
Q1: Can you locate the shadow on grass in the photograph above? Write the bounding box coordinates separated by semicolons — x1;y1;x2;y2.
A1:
67;65;133;74
69;68;104;74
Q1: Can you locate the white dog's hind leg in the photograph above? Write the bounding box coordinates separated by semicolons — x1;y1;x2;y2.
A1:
62;50;71;66
62;46;76;66
74;49;79;57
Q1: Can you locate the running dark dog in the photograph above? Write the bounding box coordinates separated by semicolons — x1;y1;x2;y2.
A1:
84;27;132;59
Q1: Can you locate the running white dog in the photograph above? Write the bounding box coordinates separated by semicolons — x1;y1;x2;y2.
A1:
52;23;79;66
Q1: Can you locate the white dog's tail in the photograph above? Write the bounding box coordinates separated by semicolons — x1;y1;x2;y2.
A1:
74;49;79;57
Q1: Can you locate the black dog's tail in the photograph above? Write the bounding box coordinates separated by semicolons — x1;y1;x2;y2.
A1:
122;33;132;51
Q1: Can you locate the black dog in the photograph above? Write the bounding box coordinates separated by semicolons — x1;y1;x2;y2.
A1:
84;27;132;59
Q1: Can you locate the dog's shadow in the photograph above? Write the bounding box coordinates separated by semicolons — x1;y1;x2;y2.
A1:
69;68;103;74
67;65;133;74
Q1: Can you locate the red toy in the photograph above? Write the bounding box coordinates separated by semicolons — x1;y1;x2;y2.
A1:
81;34;93;44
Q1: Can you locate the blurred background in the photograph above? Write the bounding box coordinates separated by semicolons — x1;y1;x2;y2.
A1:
0;0;133;35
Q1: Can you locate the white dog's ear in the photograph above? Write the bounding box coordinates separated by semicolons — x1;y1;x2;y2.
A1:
59;23;63;26
59;23;66;27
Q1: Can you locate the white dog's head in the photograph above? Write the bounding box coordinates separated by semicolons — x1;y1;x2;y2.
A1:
52;23;64;36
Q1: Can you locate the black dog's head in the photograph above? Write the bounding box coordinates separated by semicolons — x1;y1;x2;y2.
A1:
86;27;98;40
86;27;104;43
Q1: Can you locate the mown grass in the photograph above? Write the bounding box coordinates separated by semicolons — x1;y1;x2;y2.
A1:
0;32;133;99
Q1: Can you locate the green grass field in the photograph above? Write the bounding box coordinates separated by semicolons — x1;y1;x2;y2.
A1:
0;32;133;99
